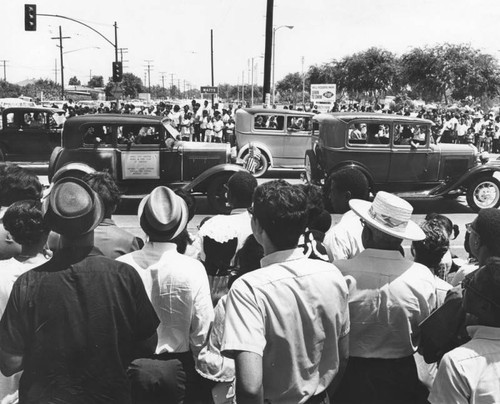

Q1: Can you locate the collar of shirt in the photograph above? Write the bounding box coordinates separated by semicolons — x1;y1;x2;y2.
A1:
141;241;177;259
230;208;249;215
0;207;6;220
99;218;117;227
261;247;305;268
359;248;405;261
467;325;500;340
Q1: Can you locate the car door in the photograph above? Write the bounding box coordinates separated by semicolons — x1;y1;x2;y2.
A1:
388;122;437;191
281;115;313;168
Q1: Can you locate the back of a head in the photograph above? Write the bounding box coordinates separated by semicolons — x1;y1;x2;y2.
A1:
476;208;500;256
227;171;258;208
0;165;42;207
253;180;308;250
412;220;450;273
83;171;120;218
327;167;370;201
3;200;49;246
299;184;332;233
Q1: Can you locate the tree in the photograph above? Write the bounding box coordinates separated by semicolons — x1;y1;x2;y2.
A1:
0;81;22;98
276;72;303;104
69;76;81;86
105;72;144;99
22;79;61;100
87;75;104;88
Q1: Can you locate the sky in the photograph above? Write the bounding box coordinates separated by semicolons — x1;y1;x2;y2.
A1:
2;0;500;90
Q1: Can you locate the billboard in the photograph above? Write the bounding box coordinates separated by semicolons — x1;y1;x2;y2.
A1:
310;84;336;112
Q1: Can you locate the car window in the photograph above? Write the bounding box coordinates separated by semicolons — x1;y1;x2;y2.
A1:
5;112;17;129
254;114;284;130
287;116;312;134
82;125;113;146
347;122;389;146
393;124;430;146
117;125;164;146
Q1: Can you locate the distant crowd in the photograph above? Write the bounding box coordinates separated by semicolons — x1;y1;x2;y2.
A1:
1;160;500;403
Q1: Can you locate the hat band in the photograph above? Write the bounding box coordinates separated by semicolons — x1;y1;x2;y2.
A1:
369;206;408;231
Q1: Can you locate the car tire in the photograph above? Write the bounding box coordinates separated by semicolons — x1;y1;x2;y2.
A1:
243;150;269;178
305;150;321;184
466;176;500;212
207;173;233;214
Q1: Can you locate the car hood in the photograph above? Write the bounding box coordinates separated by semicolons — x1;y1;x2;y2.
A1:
432;143;476;155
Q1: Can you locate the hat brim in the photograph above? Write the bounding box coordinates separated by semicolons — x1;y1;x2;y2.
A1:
137;194;188;241
349;199;425;241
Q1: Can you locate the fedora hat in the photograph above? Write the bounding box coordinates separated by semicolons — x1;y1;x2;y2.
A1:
138;186;188;241
349;191;425;241
42;177;104;237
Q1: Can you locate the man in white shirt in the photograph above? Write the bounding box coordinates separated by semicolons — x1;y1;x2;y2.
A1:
118;186;214;404
429;258;500;404
323;167;370;261
222;180;350;403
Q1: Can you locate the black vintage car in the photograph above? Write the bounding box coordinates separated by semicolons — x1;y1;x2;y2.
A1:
305;112;500;212
0;106;65;167
48;114;247;213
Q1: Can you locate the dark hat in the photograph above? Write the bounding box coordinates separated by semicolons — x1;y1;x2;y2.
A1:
42;177;104;237
138;186;188;241
463;257;500;318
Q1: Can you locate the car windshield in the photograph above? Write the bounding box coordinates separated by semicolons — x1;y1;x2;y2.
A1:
162;120;180;139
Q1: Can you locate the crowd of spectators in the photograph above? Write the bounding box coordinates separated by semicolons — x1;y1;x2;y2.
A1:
1;162;500;403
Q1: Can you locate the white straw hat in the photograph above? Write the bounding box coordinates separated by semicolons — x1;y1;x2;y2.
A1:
349;191;425;241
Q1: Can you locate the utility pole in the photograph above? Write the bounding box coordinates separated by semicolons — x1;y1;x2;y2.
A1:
242;71;245;105
144;60;153;93
53;59;58;83
178;79;181;97
159;72;166;97
0;60;7;81
302;56;305;106
51;26;70;100
263;0;274;105
170;73;174;92
210;29;215;106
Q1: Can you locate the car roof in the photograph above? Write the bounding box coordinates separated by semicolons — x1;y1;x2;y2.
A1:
2;106;65;114
313;112;434;125
64;114;164;126
239;107;315;116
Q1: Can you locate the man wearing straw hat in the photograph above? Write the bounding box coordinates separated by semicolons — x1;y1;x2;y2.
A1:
333;191;437;404
0;177;159;404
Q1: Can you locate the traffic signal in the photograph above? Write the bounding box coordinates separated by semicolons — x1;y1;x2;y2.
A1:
112;61;123;82
24;4;37;31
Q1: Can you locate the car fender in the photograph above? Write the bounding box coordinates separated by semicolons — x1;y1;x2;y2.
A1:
237;142;274;167
51;162;96;183
328;161;376;190
48;146;64;181
182;163;248;192
431;164;500;196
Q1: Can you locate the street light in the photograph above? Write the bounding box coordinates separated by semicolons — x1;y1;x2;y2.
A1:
272;25;294;105
251;55;264;106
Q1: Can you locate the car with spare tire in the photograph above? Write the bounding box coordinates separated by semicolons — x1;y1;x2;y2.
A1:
305;112;500;212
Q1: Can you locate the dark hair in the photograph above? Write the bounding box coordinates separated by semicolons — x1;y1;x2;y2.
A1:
253;180;308;250
412;221;450;274
476;208;500;255
171;228;190;254
229;234;264;289
425;212;459;240
327;167;370;201
3;200;49;246
298;184;332;233
227;171;258;208
174;188;196;222
0;165;42;206
83;171;120;218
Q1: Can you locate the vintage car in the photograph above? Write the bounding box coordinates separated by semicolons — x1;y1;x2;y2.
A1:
48;114;247;213
305;112;500;212
235;108;315;177
0;106;65;167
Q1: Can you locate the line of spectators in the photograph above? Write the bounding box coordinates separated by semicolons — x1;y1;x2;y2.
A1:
1;160;500;403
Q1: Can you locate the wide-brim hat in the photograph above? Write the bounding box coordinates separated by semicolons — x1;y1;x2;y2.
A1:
138;186;188;241
349;191;425;241
42;177;104;237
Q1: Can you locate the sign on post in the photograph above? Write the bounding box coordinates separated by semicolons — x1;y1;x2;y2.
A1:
310;84;336;113
110;83;124;99
200;86;218;94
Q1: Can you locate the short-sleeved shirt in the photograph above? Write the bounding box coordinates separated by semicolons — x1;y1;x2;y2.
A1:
429;325;500;404
334;248;437;358
323;210;364;261
222;248;349;403
0;248;159;404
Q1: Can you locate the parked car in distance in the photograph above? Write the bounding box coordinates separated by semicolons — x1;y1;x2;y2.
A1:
0;106;65;168
235;107;315;177
305;112;500;212
48;114;247;213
